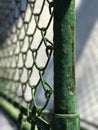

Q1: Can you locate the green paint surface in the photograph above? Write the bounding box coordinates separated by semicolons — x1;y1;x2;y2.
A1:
54;0;76;114
53;0;80;129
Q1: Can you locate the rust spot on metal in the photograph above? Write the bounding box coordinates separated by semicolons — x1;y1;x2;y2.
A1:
64;109;69;114
72;41;75;80
56;109;69;114
71;26;74;31
70;86;75;93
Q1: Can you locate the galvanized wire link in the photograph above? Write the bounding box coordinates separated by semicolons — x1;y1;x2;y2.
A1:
0;0;53;129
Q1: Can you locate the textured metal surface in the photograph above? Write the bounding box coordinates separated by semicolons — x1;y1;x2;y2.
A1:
52;0;79;129
54;0;76;114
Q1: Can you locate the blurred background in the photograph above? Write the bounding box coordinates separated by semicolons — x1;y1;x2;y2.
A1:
0;0;98;130
76;0;98;129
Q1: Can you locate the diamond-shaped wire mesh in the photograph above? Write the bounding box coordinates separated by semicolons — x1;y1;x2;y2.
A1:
0;0;53;128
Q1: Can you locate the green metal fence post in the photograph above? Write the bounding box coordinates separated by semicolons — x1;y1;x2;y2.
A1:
51;0;80;129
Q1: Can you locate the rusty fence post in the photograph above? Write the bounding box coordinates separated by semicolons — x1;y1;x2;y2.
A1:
51;0;80;129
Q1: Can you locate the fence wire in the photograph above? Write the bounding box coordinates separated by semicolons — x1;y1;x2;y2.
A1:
0;0;54;129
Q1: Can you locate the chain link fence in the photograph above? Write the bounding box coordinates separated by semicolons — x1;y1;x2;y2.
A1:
0;0;54;129
1;0;98;130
